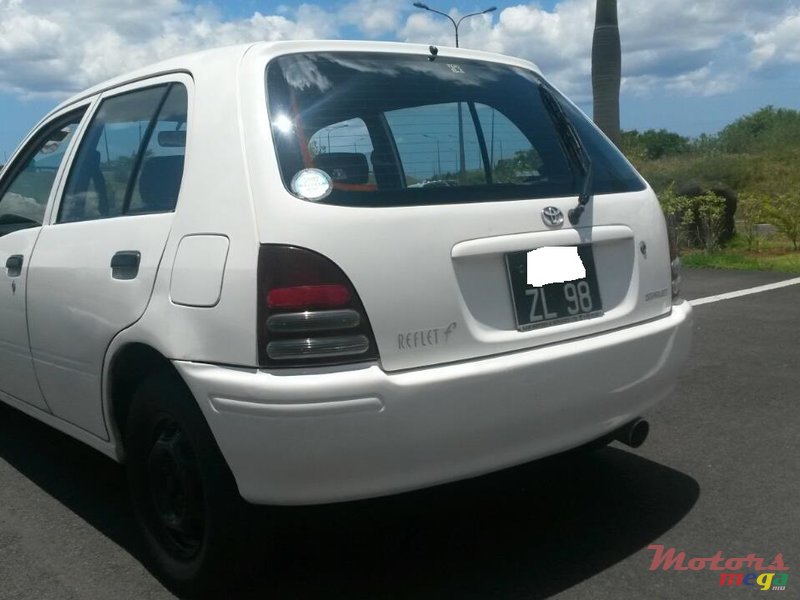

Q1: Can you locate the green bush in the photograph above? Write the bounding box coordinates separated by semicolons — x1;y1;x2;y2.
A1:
737;194;768;251
716;106;800;155
765;194;800;251
620;129;690;161
625;108;800;210
659;186;692;250
693;192;728;251
659;187;727;251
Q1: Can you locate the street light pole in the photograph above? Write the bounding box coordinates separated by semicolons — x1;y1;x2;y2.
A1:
325;122;349;153
422;134;442;177
411;3;497;48
457;105;466;182
411;3;496;183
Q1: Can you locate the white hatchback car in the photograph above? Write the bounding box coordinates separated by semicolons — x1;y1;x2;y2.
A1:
0;41;692;594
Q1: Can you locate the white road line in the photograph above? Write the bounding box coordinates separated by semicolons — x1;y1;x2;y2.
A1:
689;277;800;306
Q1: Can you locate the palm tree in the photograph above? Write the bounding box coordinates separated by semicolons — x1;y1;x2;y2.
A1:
592;0;621;145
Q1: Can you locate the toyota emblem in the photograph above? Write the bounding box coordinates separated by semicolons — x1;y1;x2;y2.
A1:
541;206;564;228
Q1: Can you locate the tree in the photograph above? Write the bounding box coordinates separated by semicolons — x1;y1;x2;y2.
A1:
592;0;621;146
620;129;691;161
494;149;543;183
716;106;800;155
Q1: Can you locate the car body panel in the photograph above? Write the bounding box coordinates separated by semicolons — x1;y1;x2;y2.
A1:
25;74;193;438
176;301;693;504
0;227;48;410
27;213;174;437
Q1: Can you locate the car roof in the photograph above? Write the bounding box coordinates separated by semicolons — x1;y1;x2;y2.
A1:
52;40;540;111
51;42;254;113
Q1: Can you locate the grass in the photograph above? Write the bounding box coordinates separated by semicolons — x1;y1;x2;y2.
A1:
681;234;800;273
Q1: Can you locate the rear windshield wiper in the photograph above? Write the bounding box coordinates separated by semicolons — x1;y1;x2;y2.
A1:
539;86;593;225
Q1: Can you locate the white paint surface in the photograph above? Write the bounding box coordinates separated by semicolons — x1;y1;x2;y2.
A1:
170;234;230;307
527;246;586;287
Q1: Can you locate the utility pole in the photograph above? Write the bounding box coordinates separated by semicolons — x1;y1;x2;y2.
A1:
422;134;442;177
326;122;349;153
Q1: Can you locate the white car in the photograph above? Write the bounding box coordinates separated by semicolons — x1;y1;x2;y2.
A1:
0;41;692;594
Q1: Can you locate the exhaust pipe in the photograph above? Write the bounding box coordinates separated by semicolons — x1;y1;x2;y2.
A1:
614;418;650;448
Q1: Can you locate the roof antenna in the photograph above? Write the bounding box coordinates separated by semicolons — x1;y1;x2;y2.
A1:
428;45;439;61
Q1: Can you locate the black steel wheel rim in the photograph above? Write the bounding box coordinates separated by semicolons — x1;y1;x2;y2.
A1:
146;417;205;560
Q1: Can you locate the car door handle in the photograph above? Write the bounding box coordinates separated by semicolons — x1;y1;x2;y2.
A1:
5;255;23;278
110;251;141;280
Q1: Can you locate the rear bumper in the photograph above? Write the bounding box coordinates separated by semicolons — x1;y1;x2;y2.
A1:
175;302;693;505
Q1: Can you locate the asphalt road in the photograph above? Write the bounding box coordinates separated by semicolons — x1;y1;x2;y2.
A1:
0;268;797;599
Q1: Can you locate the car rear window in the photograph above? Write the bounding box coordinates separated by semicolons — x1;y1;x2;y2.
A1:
266;52;644;207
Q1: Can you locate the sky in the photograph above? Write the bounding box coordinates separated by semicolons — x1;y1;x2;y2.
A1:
1;0;800;160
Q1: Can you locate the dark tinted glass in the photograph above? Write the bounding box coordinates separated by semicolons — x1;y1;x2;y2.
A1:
266;52;644;207
0;111;85;235
59;83;187;223
129;85;188;214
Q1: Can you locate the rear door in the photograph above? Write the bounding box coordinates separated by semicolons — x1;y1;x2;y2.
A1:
26;75;190;438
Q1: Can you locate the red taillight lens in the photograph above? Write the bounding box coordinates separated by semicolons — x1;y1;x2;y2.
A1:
257;245;379;367
267;284;351;309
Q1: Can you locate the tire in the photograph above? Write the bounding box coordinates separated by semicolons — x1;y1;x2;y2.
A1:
124;371;264;598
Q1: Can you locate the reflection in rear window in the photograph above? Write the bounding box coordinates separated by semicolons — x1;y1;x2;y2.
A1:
266;52;644;207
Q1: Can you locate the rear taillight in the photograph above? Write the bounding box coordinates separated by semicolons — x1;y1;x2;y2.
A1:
257;245;379;367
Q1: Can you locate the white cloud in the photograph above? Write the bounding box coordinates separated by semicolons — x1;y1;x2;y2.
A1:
0;0;798;105
623;67;740;99
751;10;800;68
400;0;800;101
342;0;405;37
0;0;336;98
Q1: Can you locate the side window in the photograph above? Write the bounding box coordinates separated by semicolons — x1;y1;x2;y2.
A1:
59;83;187;223
0;111;84;237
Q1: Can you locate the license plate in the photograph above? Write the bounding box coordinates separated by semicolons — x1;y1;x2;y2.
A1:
505;246;603;331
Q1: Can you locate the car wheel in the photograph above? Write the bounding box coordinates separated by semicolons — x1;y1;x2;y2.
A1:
124;371;263;597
